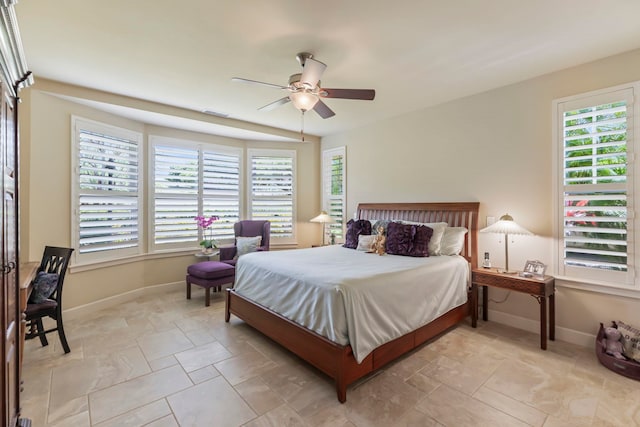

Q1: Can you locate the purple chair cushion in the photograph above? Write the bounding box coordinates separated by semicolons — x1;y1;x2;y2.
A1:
187;261;235;279
385;222;433;257
343;219;372;249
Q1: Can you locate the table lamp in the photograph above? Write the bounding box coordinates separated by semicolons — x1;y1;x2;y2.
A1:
479;214;533;273
310;211;335;246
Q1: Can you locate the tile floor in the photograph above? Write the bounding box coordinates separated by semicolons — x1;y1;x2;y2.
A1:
21;286;640;426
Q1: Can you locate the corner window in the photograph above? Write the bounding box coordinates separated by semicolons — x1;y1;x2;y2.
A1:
322;147;346;241
554;84;638;291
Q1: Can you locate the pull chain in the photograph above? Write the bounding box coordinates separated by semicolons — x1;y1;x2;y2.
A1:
300;111;305;142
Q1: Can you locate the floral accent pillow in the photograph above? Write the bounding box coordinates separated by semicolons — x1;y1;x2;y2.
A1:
234;236;262;259
343;219;372;249
29;271;59;304
371;219;392;235
385;222;433;257
356;234;376;252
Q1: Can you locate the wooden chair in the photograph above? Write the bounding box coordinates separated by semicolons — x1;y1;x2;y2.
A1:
25;246;74;354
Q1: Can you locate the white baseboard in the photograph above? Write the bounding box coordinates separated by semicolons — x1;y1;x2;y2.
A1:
63;281;184;322
487;309;595;348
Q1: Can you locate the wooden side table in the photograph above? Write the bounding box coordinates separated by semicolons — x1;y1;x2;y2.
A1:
471;268;555;350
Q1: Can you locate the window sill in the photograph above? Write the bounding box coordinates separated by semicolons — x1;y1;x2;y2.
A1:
68;244;300;273
69;249;199;273
555;275;640;299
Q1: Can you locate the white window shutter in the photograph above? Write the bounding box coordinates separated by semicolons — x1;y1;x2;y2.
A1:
73;118;142;262
248;149;296;242
151;139;241;250
557;87;635;287
322;147;346;241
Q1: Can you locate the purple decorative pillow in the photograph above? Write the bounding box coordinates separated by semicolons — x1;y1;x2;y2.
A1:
411;224;433;257
343;219;372;249
385;222;433;257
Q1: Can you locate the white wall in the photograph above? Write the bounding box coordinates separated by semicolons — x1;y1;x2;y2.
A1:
322;48;640;345
20;84;320;309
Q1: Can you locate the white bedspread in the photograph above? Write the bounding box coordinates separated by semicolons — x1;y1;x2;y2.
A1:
233;245;469;363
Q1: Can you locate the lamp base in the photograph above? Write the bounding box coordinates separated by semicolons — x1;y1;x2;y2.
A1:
497;269;518;275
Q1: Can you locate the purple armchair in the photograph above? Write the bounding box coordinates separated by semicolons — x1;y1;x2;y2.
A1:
220;220;270;266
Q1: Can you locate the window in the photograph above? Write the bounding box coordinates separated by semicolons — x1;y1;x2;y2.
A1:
322;147;346;241
248;149;296;243
554;84;638;291
71;117;142;263
150;137;240;251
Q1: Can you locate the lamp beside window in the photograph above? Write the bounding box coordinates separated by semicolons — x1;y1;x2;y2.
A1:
479;214;533;274
310;211;335;246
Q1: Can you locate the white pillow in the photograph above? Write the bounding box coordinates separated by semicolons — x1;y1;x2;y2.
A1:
234;236;262;259
401;221;448;255
356;234;376;252
439;227;468;255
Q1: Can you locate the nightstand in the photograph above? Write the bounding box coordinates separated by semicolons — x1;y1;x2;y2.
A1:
471;268;555;350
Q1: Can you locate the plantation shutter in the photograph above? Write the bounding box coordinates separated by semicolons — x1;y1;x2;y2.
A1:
202;150;240;241
151;138;242;250
75;122;141;259
249;150;295;241
558;88;635;285
322;147;346;241
153;145;199;246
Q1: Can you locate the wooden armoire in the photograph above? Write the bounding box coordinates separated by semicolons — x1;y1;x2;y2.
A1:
0;2;32;427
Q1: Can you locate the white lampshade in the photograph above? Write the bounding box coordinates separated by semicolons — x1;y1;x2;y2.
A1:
479;214;533;273
310;211;335;246
310;210;335;224
479;214;533;236
290;90;319;111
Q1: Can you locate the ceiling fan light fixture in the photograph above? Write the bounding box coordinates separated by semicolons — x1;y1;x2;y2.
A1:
290;90;319;112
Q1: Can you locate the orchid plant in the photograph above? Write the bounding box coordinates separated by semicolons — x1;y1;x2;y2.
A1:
194;215;219;249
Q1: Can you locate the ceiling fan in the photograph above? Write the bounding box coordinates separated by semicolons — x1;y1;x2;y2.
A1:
232;52;375;119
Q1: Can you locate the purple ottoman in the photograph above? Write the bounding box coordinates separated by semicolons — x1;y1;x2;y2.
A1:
186;261;235;306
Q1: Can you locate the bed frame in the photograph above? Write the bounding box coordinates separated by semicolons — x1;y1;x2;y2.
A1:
225;202;479;402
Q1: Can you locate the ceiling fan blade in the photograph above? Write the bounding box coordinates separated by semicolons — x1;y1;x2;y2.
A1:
231;77;288;90
321;88;375;100
258;96;291;111
300;57;326;88
313;99;335;119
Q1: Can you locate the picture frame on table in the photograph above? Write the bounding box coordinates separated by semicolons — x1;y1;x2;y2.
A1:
523;260;546;278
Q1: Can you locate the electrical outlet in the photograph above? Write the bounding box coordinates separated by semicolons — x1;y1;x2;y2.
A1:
486;216;495;226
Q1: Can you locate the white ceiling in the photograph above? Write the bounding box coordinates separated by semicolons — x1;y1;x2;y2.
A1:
15;1;640;141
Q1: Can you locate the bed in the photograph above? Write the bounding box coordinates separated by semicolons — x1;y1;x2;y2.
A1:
225;202;479;402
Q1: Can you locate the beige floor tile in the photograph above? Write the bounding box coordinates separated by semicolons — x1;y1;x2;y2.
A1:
242;403;305;427
137;328;194;361
394;408;444;427
473;386;547;427
188;365;221;384
148;355;179;371
48;410;91;427
421;354;497;394
234;377;284;415
174;340;232;372
146;415;180;427
345;370;426;427
417;384;530;427
215;348;278;386
93;399;173;427
88;365;192;424
167;376;256;427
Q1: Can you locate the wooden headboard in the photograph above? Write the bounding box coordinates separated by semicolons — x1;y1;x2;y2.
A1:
356;202;480;268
